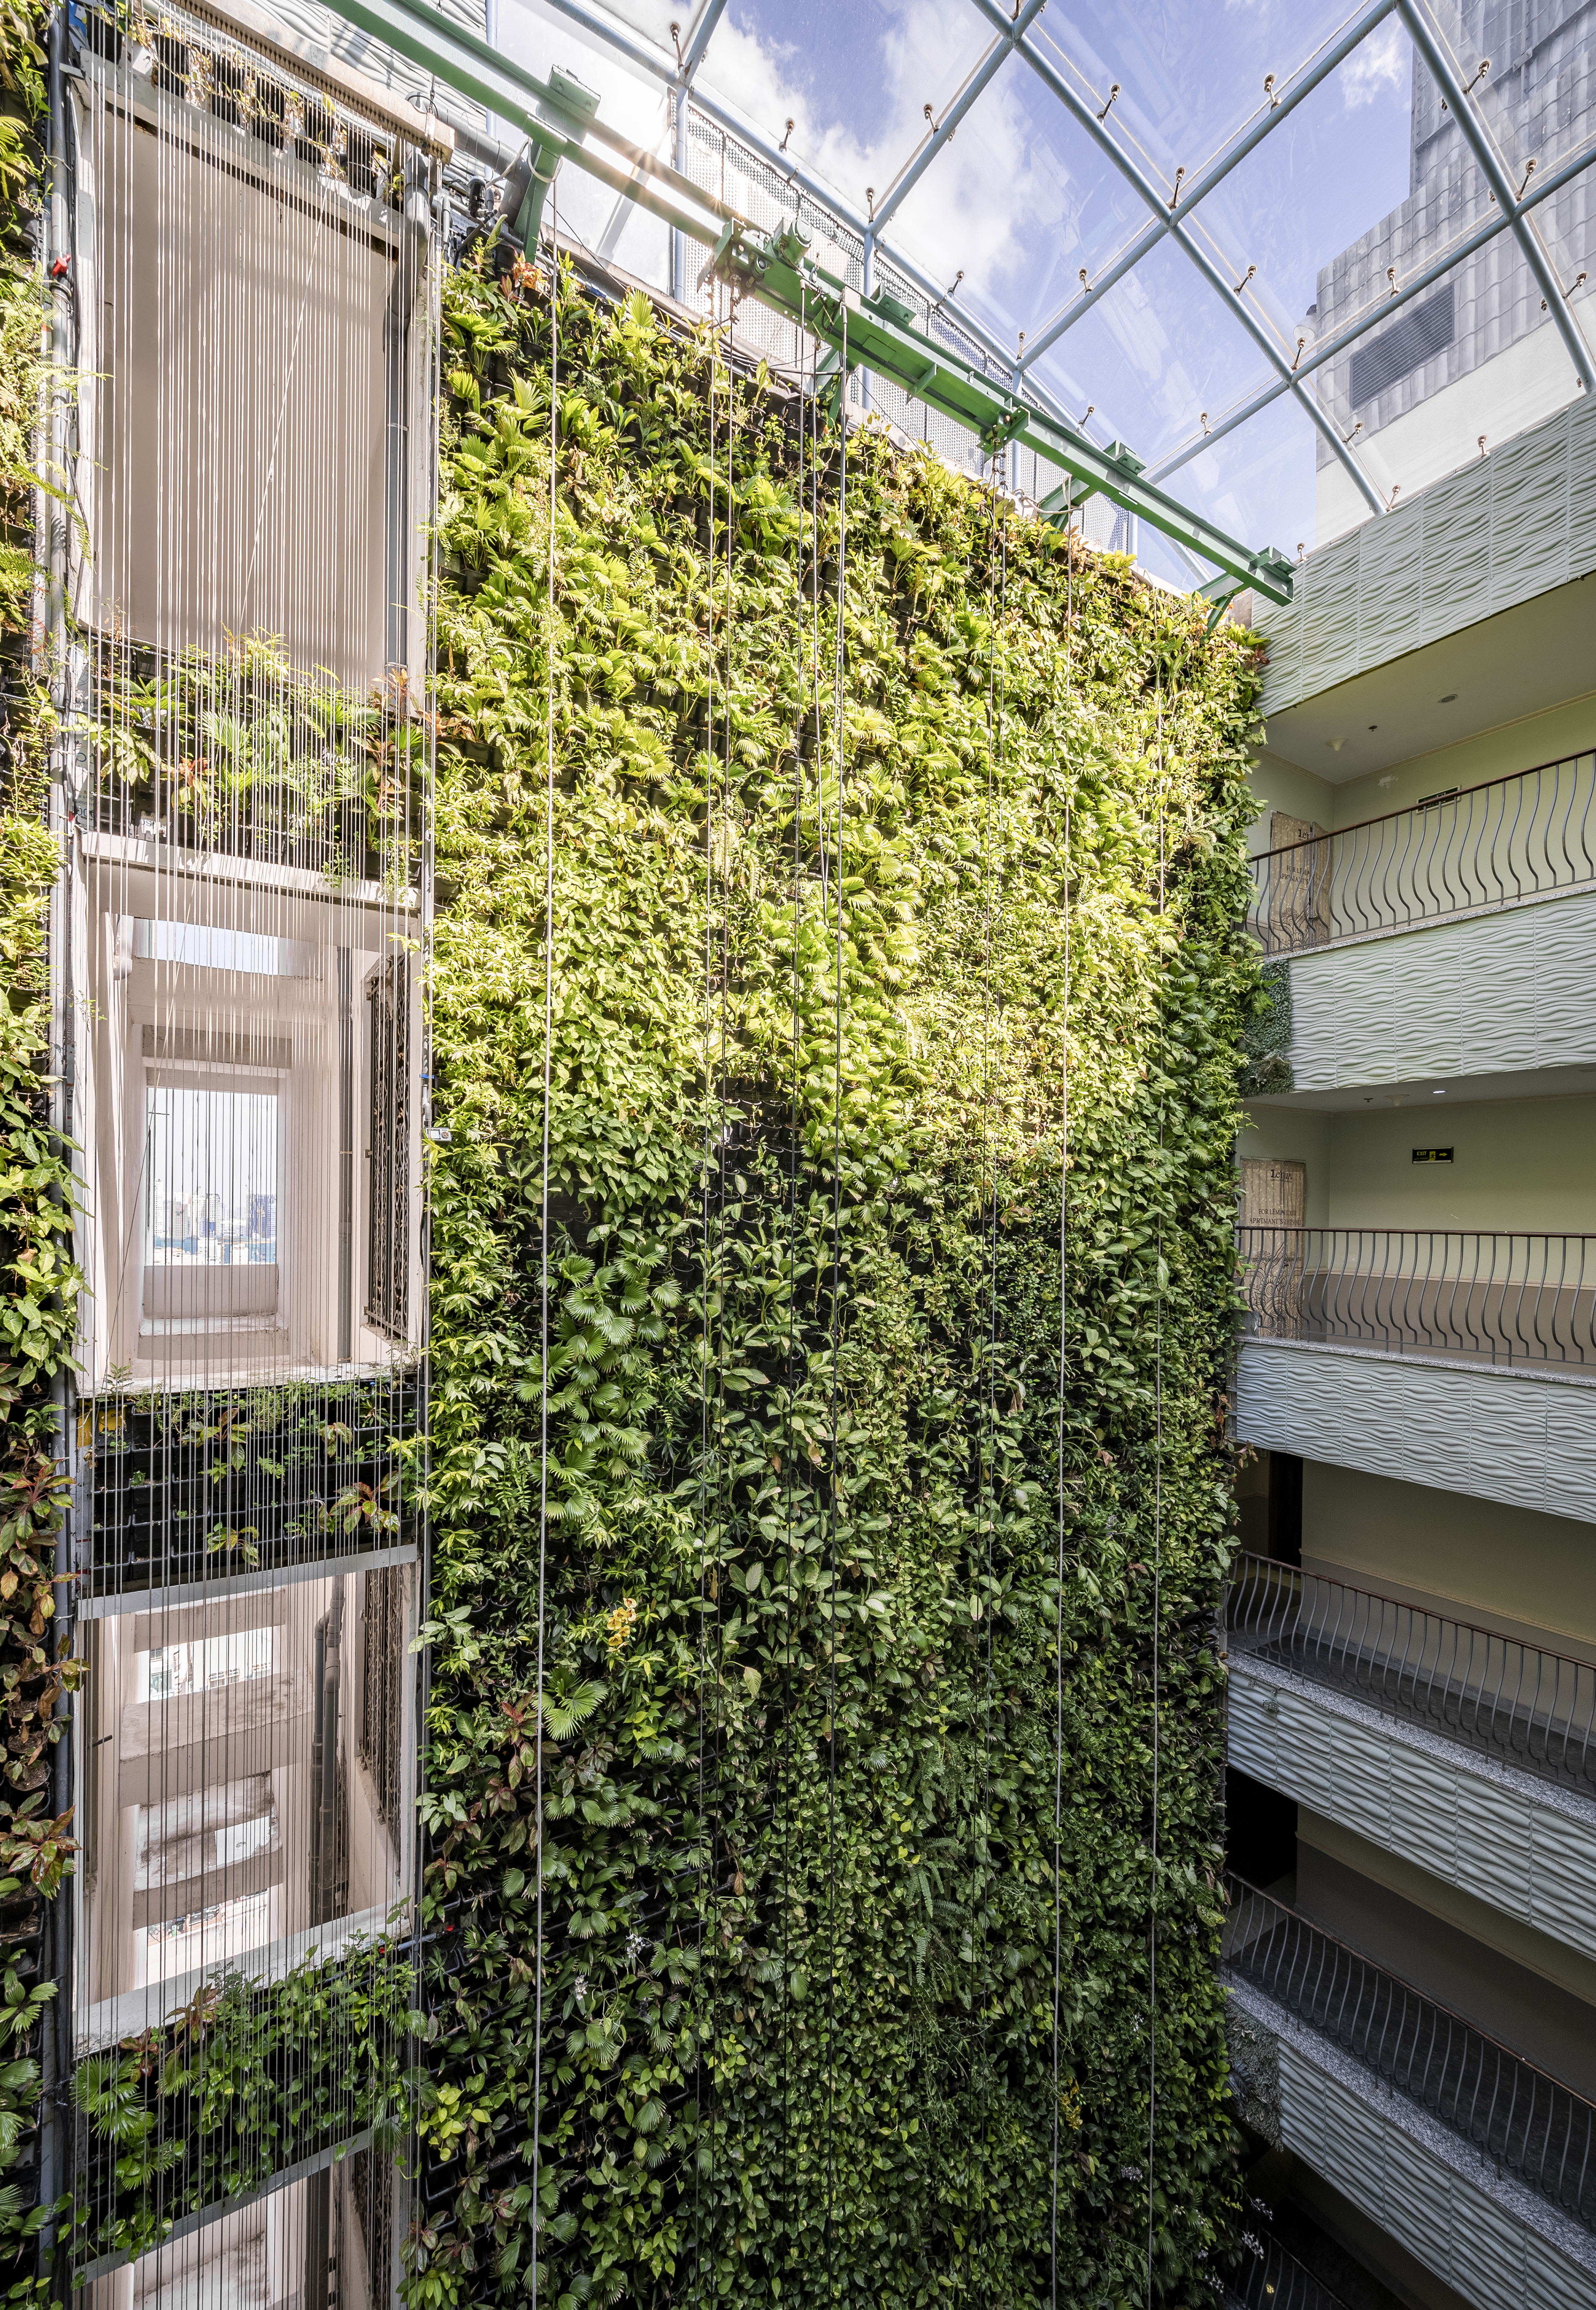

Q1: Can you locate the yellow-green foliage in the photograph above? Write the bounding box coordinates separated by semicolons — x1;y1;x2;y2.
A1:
417;261;1264;2310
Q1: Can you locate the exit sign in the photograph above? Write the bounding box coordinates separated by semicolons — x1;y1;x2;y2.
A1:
1412;1147;1454;1163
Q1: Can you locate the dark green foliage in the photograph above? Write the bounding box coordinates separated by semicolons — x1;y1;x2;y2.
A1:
418;258;1264;2310
71;1943;417;2265
1238;963;1293;1097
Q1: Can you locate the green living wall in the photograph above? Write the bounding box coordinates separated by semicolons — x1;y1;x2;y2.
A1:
417;257;1263;2310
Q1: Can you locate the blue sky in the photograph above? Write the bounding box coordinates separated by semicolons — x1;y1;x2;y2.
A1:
507;0;1425;571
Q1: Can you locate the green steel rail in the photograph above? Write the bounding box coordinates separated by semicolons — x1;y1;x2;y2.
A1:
323;0;1294;604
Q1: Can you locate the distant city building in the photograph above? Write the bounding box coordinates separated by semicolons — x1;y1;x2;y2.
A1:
1311;0;1596;538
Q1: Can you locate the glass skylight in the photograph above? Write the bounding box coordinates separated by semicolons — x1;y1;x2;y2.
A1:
502;0;1596;569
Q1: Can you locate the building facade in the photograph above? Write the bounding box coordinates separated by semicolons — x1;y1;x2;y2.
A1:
1312;0;1596;541
1231;385;1596;2307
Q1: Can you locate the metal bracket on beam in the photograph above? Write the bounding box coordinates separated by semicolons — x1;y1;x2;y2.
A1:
318;0;1295;604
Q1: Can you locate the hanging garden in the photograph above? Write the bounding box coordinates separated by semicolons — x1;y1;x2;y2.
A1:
410;251;1265;2308
0;5;1268;2267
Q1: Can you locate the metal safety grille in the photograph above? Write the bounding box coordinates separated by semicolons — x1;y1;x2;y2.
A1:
1348;282;1455;406
1246;750;1596;957
366;957;410;1339
1228;1552;1596;1797
359;1563;407;1847
1224;1874;1596;2231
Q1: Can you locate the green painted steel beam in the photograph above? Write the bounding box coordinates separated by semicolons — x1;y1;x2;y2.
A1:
706;221;1294;602
321;0;1293;604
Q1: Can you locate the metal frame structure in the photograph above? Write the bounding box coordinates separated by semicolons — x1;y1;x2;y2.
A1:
326;0;1296;595
491;0;1596;544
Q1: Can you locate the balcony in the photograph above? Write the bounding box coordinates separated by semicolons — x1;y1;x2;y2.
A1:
1235;1229;1596;1521
1223;1876;1596;2310
1249;753;1596;961
1244;757;1596;1097
1226;2237;1348;2310
1227;1555;1596;1966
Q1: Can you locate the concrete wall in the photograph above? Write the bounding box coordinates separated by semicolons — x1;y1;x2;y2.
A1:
1241;1092;1596;1232
1302;1460;1596;1659
1250;687;1596;851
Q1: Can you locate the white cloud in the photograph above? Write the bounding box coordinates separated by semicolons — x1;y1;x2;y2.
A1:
701;2;1059;308
1342;21;1408;110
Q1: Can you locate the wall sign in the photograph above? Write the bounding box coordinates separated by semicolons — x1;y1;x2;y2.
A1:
1412;1147;1454;1162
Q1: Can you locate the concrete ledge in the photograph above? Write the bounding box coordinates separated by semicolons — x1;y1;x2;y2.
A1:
1235;1339;1596;1522
1228;1654;1596;1969
1225;1977;1596;2310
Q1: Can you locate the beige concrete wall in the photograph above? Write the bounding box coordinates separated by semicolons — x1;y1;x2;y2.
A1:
1239;1092;1596;1231
1302;1458;1596;1657
1236;1107;1333;1226
1314;1093;1596;1232
1249;684;1596;850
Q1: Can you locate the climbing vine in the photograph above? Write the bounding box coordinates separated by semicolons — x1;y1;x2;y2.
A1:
0;0;84;2293
417;252;1264;2310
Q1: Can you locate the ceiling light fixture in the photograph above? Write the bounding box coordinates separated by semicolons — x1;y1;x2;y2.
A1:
1439;692;1458;703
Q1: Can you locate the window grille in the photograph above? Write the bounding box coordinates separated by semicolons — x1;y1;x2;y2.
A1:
349;2145;394;2310
1349;283;1455;406
365;957;410;1339
360;1564;407;1848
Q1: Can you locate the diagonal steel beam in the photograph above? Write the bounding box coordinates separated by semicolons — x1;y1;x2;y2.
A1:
679;0;727;83
870;0;1047;236
966;0;1385;514
525;0;1034;382
1398;0;1594;390
669;0;728;298
1015;0;1397;378
1147;125;1596;484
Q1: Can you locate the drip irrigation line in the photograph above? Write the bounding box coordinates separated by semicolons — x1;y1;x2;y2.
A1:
530;184;558;2310
824;301;848;2310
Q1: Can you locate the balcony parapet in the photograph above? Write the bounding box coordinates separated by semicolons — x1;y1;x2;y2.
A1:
1227;1654;1596;1969
1229;1554;1596;1804
1249;751;1596;963
1223;1877;1596;2305
1240;1228;1596;1374
1226;2235;1349;2310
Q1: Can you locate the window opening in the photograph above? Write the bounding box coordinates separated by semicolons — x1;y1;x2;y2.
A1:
133;917;314;976
365;956;409;1339
144;1079;281;1327
1349;283;1457;408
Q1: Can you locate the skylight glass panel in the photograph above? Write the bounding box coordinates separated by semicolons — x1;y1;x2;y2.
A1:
1028;231;1281;474
690;0;995;194
1030;0;1391;205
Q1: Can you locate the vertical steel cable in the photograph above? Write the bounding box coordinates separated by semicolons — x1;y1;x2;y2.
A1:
530;186;558;2310
1050;535;1074;2310
1146;674;1165;2305
777;288;808;2295
824;305;848;2310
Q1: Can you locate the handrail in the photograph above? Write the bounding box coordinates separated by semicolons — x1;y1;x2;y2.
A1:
1238;1227;1596;1370
1248;750;1596;957
1222;1873;1596;2230
1226;1552;1596;1798
1227;2234;1349;2310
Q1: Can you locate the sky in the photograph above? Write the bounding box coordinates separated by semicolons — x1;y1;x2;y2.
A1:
502;0;1432;575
